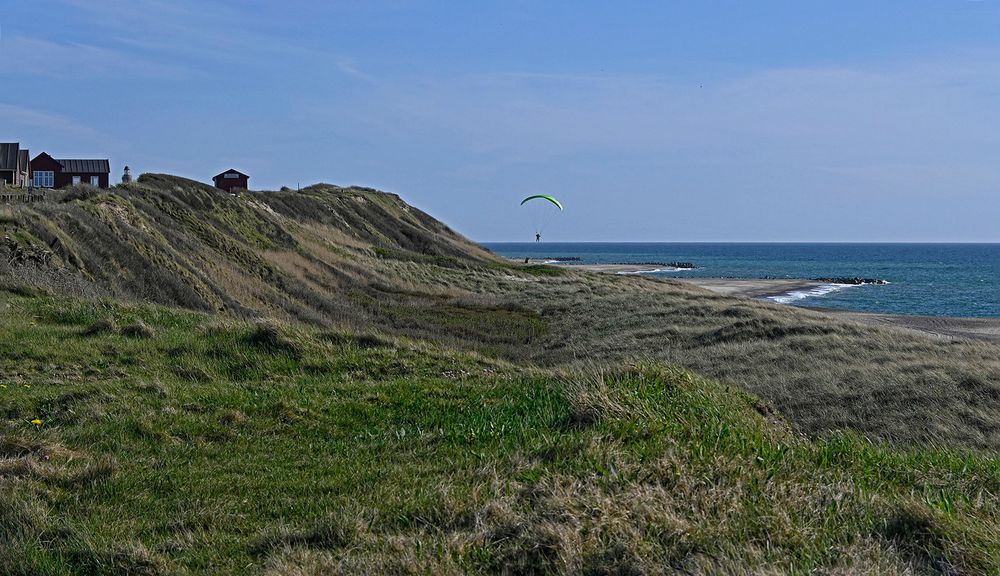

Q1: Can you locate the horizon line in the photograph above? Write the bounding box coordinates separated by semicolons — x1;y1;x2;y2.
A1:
479;240;1000;244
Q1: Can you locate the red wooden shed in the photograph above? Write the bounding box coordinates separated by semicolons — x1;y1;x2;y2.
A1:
212;169;249;192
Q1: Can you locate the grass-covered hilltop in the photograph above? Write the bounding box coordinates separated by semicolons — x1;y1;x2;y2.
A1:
1;175;998;574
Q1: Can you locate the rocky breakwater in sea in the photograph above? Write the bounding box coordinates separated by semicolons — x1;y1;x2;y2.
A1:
812;277;889;285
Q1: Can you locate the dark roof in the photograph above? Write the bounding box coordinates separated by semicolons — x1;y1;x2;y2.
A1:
56;159;110;173
18;150;28;169
0;143;20;171
214;168;249;179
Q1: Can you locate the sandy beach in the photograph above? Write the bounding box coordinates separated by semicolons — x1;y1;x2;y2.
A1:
546;262;827;299
679;277;825;299
557;263;694;274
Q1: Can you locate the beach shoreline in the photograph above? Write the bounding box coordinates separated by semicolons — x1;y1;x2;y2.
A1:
688;278;1000;343
537;260;829;299
520;259;695;275
526;260;1000;344
686;278;1000;344
679;277;827;299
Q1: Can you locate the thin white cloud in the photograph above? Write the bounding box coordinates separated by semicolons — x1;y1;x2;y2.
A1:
51;0;373;80
282;50;1000;239
333;56;375;82
2;35;194;79
0;103;105;138
328;51;1000;169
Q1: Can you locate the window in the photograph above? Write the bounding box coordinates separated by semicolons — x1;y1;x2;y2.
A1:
90;175;99;186
33;171;54;188
72;176;81;185
224;173;240;179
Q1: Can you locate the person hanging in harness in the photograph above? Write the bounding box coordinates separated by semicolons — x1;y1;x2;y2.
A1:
521;195;563;242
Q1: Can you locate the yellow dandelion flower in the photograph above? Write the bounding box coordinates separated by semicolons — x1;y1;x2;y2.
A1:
23;384;30;389
30;419;43;426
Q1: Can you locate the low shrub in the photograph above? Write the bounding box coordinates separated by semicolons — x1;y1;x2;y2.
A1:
81;319;116;336
121;321;155;339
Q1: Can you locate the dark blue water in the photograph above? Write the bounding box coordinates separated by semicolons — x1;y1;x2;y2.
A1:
485;243;1000;317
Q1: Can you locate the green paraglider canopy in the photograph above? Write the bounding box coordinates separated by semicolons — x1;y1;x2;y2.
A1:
520;194;563;240
520;194;563;210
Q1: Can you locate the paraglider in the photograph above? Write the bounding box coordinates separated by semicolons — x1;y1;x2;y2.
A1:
520;194;563;211
521;195;562;242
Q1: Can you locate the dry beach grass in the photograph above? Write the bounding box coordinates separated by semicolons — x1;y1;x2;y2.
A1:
0;297;996;573
3;176;999;449
0;175;998;573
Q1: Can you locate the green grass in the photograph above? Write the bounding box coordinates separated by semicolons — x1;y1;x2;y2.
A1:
0;292;997;574
373;246;465;268
5;174;1000;451
3;173;1000;572
516;264;567;277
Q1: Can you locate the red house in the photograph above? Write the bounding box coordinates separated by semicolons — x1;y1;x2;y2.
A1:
212;169;249;192
30;152;110;189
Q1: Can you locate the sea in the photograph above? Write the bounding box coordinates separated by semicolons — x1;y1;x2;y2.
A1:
484;243;1000;318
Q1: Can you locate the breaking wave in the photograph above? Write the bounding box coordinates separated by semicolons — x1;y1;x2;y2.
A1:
768;283;854;304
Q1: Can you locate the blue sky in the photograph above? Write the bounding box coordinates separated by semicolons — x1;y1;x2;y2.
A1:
5;1;1000;241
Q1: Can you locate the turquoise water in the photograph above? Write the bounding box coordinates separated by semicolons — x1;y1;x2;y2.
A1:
484;243;1000;317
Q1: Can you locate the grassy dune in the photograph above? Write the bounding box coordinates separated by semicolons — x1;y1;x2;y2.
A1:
3;176;999;450
2;177;1000;572
0;292;997;574
517;274;1000;450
